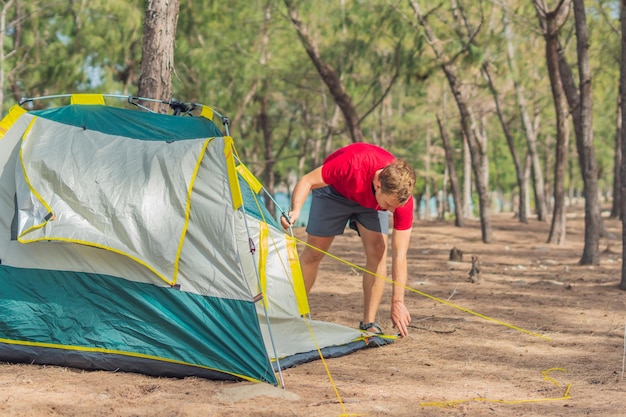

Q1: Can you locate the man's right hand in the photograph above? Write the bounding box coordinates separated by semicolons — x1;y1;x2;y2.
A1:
281;210;299;229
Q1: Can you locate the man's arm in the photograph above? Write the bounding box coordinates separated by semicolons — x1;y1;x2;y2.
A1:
390;227;412;336
280;166;327;229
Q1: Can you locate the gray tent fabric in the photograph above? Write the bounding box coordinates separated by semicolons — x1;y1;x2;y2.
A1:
0;97;393;384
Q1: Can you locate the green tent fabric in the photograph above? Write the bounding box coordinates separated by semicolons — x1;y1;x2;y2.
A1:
0;96;391;385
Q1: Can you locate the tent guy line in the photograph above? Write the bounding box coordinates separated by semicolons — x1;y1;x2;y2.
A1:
293;237;552;341
420;368;572;408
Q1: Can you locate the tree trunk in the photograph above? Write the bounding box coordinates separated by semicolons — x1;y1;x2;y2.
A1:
448;69;492;243
463;130;474;219
619;0;626;291
137;0;180;113
440;165;448;219
410;0;492;243
534;0;571;245
437;114;464;227
482;62;527;223
424;129;432;220
571;0;600;265
283;0;363;143
258;87;276;217
543;133;554;212
528;123;548;221
553;1;601;263
523;153;532;218
503;14;548;221
612;95;622;219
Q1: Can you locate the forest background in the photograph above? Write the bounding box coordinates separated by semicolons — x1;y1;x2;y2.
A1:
1;1;624;274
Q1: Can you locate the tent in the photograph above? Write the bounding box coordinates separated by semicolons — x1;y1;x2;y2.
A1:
0;94;391;386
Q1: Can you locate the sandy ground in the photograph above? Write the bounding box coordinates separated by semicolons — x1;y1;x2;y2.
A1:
0;206;625;417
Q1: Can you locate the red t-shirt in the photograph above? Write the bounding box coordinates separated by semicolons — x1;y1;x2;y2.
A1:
321;143;414;230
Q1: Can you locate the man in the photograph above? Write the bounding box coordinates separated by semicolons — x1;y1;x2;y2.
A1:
281;142;416;337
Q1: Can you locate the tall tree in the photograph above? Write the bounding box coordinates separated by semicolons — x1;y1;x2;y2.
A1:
253;2;298;216
568;0;600;264
282;0;364;143
437;113;464;227
607;6;623;219
610;93;624;220
619;0;626;291
410;0;493;243
613;95;623;219
137;0;180;112
534;0;572;245
502;10;549;222
540;0;602;262
282;0;416;148
482;61;527;223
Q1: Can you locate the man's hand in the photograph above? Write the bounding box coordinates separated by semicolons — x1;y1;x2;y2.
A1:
282;166;326;230
391;300;411;337
280;209;300;229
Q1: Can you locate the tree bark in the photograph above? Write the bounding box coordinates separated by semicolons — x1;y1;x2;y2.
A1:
552;0;601;262
534;0;571;245
571;0;600;265
462;132;474;219
437;114;464;227
137;0;180;113
257;84;276;217
445;70;492;242
482;62;527;223
619;0;626;291
424;129;432;220
611;95;622;219
523;153;532;217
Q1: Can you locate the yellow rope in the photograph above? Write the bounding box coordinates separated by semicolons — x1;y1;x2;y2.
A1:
302;318;358;417
238;179;355;414
420;368;571;408
292;237;572;410
294;237;551;341
243;188;558;412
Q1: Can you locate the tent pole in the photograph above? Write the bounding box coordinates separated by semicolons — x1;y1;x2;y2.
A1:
237;205;286;388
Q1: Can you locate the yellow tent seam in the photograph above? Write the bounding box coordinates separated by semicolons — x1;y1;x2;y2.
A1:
17;117;55;236
236;163;263;194
0;337;261;383
286;236;309;315
172;138;213;285
0;105;27;139
224;137;243;210
16;236;174;285
259;222;269;308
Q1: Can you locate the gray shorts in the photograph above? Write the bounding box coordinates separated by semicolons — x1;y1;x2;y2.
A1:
305;186;388;237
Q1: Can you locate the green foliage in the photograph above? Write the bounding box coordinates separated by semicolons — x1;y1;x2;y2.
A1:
2;0;144;110
0;0;620;205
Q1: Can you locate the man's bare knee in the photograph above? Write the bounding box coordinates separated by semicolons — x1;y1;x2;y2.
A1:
362;240;387;261
300;248;326;265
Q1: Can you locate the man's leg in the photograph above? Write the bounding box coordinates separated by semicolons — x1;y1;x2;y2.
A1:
357;223;388;330
300;234;335;294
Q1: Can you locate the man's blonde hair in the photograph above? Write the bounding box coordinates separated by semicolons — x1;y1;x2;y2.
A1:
379;159;416;204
